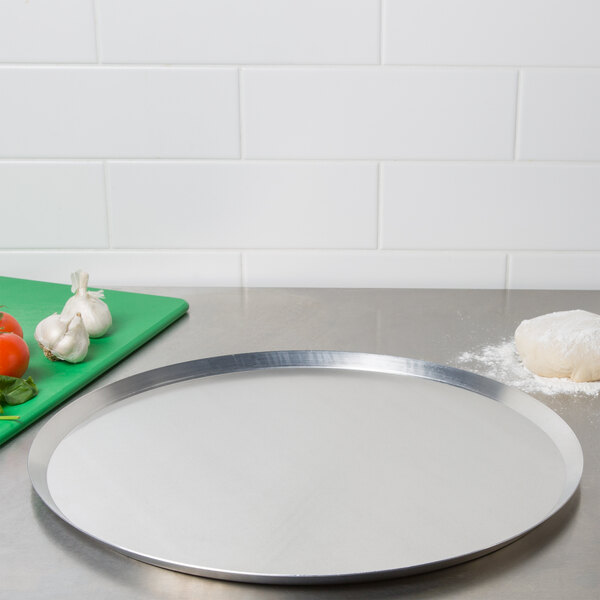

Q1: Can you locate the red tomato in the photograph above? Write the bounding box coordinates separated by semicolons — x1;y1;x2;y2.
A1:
0;312;24;338
0;332;29;378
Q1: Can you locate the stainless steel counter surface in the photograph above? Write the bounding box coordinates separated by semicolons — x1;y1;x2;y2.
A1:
1;288;598;599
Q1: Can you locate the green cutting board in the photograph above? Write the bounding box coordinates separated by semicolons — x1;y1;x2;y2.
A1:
0;276;189;446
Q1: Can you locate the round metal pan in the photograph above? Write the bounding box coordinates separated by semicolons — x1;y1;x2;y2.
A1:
29;350;583;584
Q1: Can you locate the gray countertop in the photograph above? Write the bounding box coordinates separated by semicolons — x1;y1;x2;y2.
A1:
1;288;598;599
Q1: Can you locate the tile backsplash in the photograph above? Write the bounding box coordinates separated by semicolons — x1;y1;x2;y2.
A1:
1;0;599;289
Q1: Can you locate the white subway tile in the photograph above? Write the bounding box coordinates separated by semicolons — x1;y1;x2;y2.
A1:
0;0;96;63
242;69;517;159
519;70;600;160
244;251;506;288
0;68;238;158
383;1;600;66
0;251;241;287
382;164;600;251
509;253;600;290
108;162;377;248
0;162;107;248
97;0;379;64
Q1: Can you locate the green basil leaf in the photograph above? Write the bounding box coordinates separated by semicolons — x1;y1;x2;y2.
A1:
0;375;39;406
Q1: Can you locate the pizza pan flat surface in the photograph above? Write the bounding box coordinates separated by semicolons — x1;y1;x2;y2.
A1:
28;351;583;584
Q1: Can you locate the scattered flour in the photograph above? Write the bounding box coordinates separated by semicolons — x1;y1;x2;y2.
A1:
456;339;600;397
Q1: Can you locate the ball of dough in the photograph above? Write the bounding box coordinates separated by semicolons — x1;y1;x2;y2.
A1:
515;309;600;382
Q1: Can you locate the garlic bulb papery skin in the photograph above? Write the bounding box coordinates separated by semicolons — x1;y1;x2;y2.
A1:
34;313;90;363
60;270;112;338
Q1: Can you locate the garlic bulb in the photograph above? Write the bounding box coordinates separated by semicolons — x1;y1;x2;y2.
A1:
35;313;90;363
61;270;112;338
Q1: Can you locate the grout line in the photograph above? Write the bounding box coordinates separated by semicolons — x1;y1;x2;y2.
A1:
240;253;247;287
513;70;521;160
0;249;249;254
238;68;244;159
0;64;238;70
376;163;383;249
379;0;385;65
5;158;600;164
3;248;600;255
92;0;102;64
103;161;112;248
504;254;511;289
1;63;600;69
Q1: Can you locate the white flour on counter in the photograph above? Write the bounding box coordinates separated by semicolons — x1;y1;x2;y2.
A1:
455;339;600;397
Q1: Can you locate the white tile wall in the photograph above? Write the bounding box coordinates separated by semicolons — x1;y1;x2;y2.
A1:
382;164;600;250
245;251;507;288
518;70;600;160
97;0;379;64
242;68;517;159
0;162;107;248
0;2;598;289
0;251;241;287
0;0;96;63
108;162;377;248
0;68;239;158
509;254;600;290
383;0;600;66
